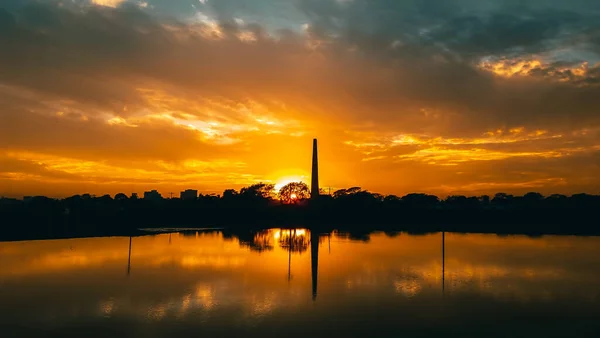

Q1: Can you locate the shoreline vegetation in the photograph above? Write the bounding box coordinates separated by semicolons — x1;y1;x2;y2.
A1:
1;183;599;241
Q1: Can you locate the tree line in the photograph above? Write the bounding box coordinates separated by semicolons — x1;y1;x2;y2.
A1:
1;182;599;241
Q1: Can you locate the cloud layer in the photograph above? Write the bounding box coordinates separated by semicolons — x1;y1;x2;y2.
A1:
1;0;599;197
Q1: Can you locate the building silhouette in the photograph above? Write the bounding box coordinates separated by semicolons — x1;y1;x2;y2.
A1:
180;189;198;200
311;138;319;199
143;190;162;201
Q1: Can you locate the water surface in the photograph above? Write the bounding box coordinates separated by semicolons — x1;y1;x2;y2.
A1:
1;230;599;337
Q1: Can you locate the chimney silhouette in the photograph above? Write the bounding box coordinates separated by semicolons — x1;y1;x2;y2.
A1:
311;138;319;199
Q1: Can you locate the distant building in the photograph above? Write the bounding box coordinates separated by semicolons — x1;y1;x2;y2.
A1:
131;192;138;200
180;189;198;200
143;190;163;201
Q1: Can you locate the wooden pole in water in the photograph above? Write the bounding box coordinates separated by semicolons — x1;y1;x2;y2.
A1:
288;243;292;282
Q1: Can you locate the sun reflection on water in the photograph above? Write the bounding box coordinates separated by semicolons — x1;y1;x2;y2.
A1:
2;230;600;334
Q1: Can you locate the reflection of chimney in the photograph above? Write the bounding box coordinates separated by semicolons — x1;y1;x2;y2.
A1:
311;139;319;199
127;236;132;276
442;232;445;295
311;230;319;300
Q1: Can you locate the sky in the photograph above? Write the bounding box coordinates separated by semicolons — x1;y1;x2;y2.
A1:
1;0;600;198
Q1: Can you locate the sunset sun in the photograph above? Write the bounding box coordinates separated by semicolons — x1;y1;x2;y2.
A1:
274;176;306;192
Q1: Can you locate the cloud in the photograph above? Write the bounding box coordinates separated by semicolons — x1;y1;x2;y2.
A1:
91;0;127;8
0;0;599;196
2;1;600;133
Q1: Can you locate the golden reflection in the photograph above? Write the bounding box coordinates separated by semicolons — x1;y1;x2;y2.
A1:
1;230;600;324
277;229;309;253
195;283;215;310
394;279;422;298
238;228;310;253
250;293;276;317
147;303;168;321
99;298;115;318
239;231;275;253
176;294;193;319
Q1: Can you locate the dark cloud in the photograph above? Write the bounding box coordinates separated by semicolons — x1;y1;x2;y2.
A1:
1;0;600;196
1;0;599;137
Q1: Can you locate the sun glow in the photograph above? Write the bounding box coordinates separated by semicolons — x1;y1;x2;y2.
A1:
273;176;306;191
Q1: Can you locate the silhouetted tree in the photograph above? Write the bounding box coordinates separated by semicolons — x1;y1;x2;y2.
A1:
492;193;513;208
402;193;439;208
547;194;567;201
319;187;329;195
445;195;480;209
65;194;82;202
240;183;275;201
97;194;112;202
222;189;239;200
524;192;544;200
546;194;568;208
384;195;401;203
115;193;128;201
571;193;598;208
333;187;363;198
199;193;220;203
278;182;310;204
520;192;544;208
4;182;600;242
479;195;490;206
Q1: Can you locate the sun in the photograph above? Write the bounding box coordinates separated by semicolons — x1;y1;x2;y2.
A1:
290;193;297;200
274;176;306;191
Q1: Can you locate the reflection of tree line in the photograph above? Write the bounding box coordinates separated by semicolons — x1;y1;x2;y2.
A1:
166;229;444;301
120;230;575;304
278;229;310;253
227;229;444;301
127;228;324;300
228;229;311;254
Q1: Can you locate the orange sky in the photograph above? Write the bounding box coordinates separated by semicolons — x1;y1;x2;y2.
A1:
1;1;600;198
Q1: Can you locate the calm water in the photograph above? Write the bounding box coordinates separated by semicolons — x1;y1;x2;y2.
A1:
1;229;600;337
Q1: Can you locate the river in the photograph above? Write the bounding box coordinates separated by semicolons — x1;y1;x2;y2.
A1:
1;229;599;337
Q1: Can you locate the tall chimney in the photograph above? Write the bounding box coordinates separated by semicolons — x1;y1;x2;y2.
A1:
311;138;319;199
